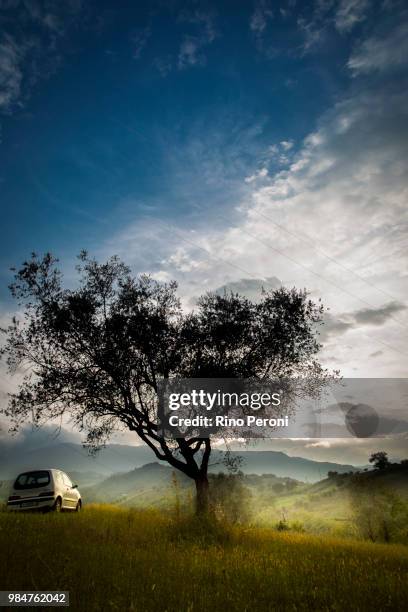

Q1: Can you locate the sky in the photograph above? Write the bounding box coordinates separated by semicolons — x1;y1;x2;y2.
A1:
0;0;407;461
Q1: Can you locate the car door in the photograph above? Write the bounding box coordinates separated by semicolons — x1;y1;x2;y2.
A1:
61;472;76;509
54;471;66;504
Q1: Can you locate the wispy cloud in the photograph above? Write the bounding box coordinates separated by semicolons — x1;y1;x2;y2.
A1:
245;167;269;184
179;9;217;43
151;9;218;76
250;1;274;36
348;20;408;75
153;55;173;77
297;16;323;52
0;0;84;114
0;34;25;112
321;302;408;341
131;26;151;60
177;9;217;70
178;36;206;69
334;0;369;32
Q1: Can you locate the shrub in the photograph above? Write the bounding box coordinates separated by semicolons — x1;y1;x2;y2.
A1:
209;472;252;525
350;479;408;544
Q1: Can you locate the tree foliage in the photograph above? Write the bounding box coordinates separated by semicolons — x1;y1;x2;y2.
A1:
369;451;390;470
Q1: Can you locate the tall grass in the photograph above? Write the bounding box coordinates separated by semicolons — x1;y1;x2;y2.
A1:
0;505;407;611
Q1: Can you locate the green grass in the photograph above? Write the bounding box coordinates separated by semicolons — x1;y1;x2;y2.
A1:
0;506;407;611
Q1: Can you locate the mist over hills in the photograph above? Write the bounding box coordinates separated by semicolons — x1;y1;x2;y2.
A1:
0;441;357;483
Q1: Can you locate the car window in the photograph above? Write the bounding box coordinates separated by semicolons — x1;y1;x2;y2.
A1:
14;471;50;489
54;471;63;485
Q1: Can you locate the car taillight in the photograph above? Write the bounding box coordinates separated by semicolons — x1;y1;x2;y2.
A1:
39;491;55;497
8;495;20;501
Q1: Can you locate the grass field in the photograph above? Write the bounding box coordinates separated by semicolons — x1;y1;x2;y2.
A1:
0;506;407;611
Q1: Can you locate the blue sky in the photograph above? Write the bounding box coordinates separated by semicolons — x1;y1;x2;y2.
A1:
1;0;408;380
0;1;360;279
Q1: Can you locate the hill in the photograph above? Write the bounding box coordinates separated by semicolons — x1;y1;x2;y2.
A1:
82;462;302;508
253;462;408;536
0;441;357;482
83;462;188;508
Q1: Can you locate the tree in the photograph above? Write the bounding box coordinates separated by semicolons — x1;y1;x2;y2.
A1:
327;470;339;479
350;477;408;543
369;451;390;471
1;252;327;514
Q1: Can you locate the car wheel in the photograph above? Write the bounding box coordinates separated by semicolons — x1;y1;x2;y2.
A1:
75;500;82;512
53;497;62;513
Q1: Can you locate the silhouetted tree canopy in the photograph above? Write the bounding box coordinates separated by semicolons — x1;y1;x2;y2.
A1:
369;451;390;470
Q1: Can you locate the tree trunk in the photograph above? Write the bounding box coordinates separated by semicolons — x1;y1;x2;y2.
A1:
195;475;210;515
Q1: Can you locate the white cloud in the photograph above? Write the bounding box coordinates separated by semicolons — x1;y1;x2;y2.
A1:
245;167;268;183
280;140;294;151
306;440;332;448
348;21;408;75
335;0;369;32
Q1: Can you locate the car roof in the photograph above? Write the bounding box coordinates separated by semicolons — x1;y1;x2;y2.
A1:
15;468;65;475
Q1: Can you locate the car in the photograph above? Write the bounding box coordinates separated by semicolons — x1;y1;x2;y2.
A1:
7;469;82;513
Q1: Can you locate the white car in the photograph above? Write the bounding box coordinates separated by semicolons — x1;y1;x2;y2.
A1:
7;469;82;512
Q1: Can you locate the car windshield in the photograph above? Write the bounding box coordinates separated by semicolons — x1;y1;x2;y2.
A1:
14;471;50;490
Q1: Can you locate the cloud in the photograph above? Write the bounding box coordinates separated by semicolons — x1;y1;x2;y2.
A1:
348;21;408;75
177;9;217;70
296;0;369;54
250;436;408;466
178;36;205;69
250;1;274;36
353;301;407;326
297;16;323;52
188;276;281;307
0;35;24;111
306;440;331;448
151;9;217;75
0;0;85;113
245;167;269;183
319;313;355;341
280;140;294;151
0;422;81;451
335;0;368;32
179;9;217;43
320;302;407;341
131;26;151;60
214;276;281;300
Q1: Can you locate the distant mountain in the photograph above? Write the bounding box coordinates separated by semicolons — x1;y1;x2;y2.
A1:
211;450;357;482
0;442;155;479
0;441;357;482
